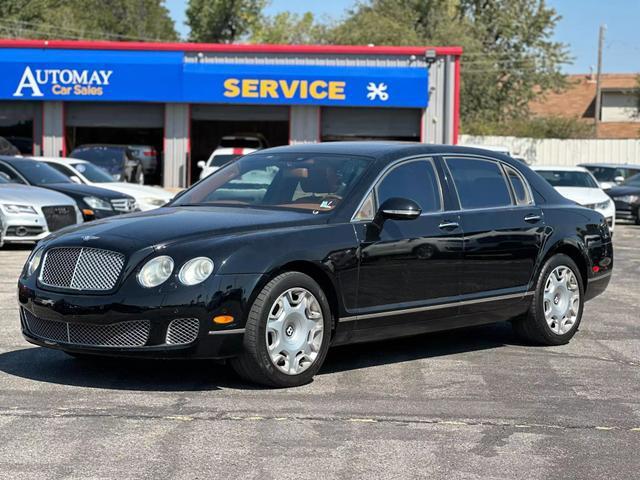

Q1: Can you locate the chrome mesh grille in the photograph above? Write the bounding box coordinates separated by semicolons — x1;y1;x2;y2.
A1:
111;198;137;212
166;318;200;345
40;247;125;291
22;309;150;347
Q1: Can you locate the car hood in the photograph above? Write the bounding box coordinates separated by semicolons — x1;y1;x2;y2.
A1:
0;184;75;206
94;182;174;200
43;182;132;199
606;185;640;197
44;206;326;249
554;187;609;205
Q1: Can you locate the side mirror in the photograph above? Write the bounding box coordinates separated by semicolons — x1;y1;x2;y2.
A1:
614;176;625;184
377;197;422;221
197;161;206;169
70;175;82;184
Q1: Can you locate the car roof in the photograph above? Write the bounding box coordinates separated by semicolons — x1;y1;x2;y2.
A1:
579;163;640;168
71;144;130;149
212;147;257;155
25;156;86;166
532;165;589;172
260;141;521;160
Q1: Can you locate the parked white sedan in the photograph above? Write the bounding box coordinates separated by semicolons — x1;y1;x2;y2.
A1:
533;165;616;232
197;147;256;181
0;175;82;247
34;157;174;211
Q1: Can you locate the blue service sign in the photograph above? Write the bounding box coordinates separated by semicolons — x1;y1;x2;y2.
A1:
0;48;429;108
183;62;429;108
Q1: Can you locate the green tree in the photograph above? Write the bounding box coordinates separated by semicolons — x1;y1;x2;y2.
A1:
327;0;569;132
0;0;178;41
251;12;328;44
186;0;265;43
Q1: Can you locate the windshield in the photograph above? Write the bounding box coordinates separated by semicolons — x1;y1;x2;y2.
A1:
537;170;599;188
0;175;8;184
70;147;125;173
623;173;640;187
174;153;371;212
208;154;241;168
11;160;71;185
72;162;115;183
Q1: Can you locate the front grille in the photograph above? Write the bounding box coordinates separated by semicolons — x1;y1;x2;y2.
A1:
40;247;125;291
166;318;200;345
22;309;150;347
111;198;137;212
6;226;44;237
42;205;76;232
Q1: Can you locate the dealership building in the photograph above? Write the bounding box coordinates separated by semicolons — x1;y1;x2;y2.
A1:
0;39;461;188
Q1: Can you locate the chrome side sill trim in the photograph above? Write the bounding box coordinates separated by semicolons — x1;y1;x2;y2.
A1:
339;291;534;323
589;271;612;282
208;328;246;335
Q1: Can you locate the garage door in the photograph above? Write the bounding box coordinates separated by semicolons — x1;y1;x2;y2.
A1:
322;107;421;140
192;104;289;122
66;102;164;128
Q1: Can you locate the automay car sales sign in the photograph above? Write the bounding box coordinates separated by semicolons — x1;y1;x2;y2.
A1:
0;48;429;108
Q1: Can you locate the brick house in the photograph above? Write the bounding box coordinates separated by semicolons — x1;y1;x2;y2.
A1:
530;74;639;138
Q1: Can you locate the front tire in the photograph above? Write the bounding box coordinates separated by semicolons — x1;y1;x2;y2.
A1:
513;254;584;346
231;272;332;387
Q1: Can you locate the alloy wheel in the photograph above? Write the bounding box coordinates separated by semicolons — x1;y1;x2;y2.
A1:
265;288;324;375
543;265;580;335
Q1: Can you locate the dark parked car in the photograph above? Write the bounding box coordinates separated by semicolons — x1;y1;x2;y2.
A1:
579;163;640;190
606;173;640;224
70;145;145;184
18;143;613;387
128;145;159;177
3;136;33;155
0;157;138;221
0;136;20;156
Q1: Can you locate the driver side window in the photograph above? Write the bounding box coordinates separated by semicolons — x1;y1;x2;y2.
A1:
354;159;442;221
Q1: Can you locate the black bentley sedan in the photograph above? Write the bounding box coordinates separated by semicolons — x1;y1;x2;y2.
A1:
17;143;613;387
0;157;138;221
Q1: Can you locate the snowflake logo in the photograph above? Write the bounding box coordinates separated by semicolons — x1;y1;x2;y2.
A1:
366;82;389;101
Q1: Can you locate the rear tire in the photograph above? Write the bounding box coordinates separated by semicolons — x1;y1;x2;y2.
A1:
231;272;332;387
134;166;145;185
512;254;584;346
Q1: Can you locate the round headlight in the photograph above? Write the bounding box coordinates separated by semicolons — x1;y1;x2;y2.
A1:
137;255;174;288
26;248;44;277
178;257;214;286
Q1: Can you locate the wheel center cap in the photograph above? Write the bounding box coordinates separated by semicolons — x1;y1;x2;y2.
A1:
285;325;295;337
554;295;560;305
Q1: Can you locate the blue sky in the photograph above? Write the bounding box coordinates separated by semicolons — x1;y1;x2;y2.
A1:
166;0;640;74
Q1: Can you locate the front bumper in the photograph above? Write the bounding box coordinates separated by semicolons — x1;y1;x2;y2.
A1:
17;273;265;359
1;213;49;244
613;200;639;221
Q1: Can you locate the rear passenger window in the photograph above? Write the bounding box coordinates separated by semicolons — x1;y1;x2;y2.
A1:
504;165;533;205
377;160;441;213
446;157;512;209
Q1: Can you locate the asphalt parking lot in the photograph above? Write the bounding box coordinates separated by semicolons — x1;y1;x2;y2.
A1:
0;225;638;479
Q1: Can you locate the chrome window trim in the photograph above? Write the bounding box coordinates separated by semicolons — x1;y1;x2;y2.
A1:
443;155;515;210
442;154;537;211
339;291;535;322
502;163;535;206
351;155;444;223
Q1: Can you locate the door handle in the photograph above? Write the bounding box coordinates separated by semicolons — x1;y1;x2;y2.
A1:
438;221;459;230
524;214;541;223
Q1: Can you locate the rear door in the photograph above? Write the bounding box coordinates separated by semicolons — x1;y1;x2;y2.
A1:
443;156;544;313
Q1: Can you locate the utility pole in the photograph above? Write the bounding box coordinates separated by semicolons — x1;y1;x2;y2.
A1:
594;24;606;138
